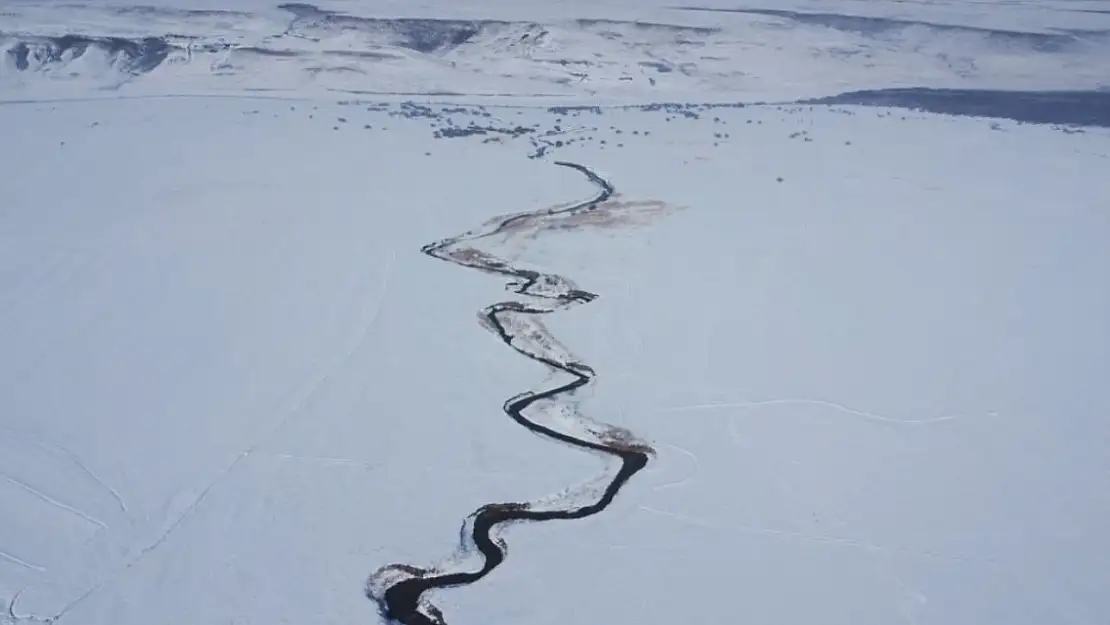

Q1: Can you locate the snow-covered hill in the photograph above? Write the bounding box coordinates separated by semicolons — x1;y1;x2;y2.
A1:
3;1;1109;104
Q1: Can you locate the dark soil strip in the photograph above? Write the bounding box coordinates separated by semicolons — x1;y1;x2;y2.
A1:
369;161;653;625
802;88;1110;128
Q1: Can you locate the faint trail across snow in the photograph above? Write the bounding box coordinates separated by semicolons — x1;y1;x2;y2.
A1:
0;475;106;530
0;551;45;573
636;504;989;565
658;399;967;425
367;162;660;625
0;427;129;516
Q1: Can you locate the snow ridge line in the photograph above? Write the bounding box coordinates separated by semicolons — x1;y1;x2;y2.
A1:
366;161;654;625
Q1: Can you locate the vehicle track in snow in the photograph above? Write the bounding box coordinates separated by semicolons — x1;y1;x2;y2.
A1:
367;161;655;625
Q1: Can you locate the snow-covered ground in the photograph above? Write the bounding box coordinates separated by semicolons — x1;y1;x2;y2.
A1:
2;2;1110;625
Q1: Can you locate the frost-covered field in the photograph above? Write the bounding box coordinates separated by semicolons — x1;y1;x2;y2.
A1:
2;1;1110;625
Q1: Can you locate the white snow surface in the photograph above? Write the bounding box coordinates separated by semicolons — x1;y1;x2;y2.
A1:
3;1;1110;625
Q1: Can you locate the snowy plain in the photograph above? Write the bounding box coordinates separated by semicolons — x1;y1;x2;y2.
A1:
3;1;1110;625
